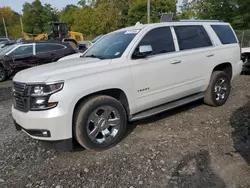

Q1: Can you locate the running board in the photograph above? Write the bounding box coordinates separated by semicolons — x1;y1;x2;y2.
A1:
129;92;204;122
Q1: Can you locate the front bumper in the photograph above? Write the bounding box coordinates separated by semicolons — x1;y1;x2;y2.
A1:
14;120;73;151
12;106;74;151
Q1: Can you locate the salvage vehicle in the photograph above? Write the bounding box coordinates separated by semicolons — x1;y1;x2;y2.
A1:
0;37;9;42
0;41;76;82
12;21;243;151
241;47;250;72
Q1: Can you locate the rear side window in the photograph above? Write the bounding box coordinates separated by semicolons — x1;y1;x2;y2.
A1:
135;27;175;56
174;25;212;50
36;44;65;53
211;25;237;44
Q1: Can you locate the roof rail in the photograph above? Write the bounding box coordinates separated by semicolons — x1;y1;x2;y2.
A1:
179;19;224;22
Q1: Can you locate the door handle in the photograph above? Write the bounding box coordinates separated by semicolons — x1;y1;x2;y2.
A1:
206;53;214;57
170;60;182;64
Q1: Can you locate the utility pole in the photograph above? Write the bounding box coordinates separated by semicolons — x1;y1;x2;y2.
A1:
147;0;150;24
20;14;24;35
2;13;8;38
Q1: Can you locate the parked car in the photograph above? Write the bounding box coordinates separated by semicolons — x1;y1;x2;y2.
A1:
0;41;76;82
241;47;250;72
12;21;242;151
0;37;10;42
0;40;17;50
78;41;92;53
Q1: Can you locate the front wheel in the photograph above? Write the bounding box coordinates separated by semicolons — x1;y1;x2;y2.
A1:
74;95;127;150
204;71;231;106
0;67;7;82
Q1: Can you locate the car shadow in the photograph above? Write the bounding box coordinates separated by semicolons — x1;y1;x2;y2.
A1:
230;96;250;164
72;100;204;152
168;150;226;188
124;99;204;136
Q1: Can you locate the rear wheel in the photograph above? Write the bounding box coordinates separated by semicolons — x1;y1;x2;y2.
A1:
74;95;127;150
204;71;231;106
0;67;7;82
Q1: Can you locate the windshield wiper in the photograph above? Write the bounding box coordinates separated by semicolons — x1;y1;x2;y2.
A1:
84;54;107;59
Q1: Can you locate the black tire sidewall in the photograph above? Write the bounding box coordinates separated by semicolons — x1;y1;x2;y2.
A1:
75;96;127;150
0;67;7;82
210;72;231;106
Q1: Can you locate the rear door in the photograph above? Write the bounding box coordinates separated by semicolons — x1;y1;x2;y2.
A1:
172;25;216;92
35;43;67;64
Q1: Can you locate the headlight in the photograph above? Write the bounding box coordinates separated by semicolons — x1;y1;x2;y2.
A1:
30;81;64;111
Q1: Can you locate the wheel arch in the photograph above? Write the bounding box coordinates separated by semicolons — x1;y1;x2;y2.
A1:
72;88;130;120
212;62;233;80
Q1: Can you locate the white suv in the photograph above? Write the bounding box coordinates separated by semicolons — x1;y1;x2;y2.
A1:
12;21;243;151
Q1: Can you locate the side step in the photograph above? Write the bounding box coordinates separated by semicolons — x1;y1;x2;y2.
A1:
129;92;204;122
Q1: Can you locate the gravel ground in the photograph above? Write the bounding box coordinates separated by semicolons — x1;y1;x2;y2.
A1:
1;76;250;188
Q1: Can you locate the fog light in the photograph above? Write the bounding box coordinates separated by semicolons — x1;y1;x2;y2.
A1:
42;131;48;136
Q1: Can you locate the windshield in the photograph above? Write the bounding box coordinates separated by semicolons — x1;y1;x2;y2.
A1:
83;30;139;59
0;44;16;56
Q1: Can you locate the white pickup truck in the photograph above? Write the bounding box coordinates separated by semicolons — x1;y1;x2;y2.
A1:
12;21;243;151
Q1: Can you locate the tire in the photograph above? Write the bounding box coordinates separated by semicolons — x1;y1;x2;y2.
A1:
73;95;127;150
204;71;231;106
0;67;7;82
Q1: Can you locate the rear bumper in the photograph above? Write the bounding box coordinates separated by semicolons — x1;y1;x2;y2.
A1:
14;120;73;152
232;60;243;80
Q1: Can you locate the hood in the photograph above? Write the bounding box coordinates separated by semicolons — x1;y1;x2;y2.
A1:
13;57;111;83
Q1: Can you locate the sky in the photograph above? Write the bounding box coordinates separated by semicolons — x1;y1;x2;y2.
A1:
0;0;80;13
0;0;184;13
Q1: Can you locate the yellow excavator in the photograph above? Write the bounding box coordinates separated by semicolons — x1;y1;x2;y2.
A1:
23;22;84;44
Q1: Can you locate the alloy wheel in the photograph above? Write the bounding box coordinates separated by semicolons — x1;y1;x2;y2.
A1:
87;106;121;144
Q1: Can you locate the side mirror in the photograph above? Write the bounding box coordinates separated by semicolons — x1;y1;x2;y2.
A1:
133;45;153;59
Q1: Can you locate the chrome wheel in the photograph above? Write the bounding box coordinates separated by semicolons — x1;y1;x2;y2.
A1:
87;106;121;144
214;78;229;101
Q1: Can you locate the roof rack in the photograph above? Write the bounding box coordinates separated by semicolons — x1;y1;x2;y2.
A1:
179;19;224;22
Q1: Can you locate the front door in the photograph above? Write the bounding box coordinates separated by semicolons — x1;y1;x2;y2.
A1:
129;27;187;112
8;44;36;72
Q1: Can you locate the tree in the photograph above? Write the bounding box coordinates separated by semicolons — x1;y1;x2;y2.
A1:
128;0;176;25
22;0;59;34
60;5;79;26
179;0;250;29
0;7;22;39
78;0;86;7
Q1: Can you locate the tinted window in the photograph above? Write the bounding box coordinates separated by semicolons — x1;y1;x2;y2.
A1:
134;27;175;57
36;44;65;53
174;25;212;50
10;45;33;56
211;25;237;44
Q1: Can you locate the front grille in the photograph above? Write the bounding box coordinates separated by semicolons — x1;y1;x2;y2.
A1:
13;82;29;112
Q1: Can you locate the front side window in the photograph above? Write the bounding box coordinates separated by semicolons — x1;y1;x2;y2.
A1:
174;25;212;50
9;45;33;56
211;25;237;44
133;27;175;58
0;44;16;56
83;30;139;59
